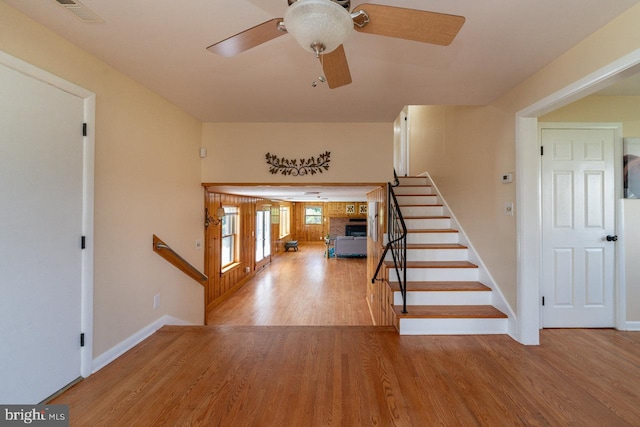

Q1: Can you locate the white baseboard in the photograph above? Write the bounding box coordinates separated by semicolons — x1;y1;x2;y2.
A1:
621;321;640;331
91;315;194;374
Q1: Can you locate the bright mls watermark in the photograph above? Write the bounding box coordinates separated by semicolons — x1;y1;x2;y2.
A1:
0;405;68;426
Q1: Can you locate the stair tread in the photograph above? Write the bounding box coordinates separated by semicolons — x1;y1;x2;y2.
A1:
406;243;467;249
407;229;458;233
388;281;491;292
399;204;442;207
384;261;478;268
392;305;507;319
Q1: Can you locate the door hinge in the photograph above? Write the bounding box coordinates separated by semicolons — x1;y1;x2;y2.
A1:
82;123;87;137
540;146;544;155
81;236;86;249
80;333;85;347
542;296;545;306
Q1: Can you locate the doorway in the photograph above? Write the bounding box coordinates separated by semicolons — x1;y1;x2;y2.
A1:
255;207;271;270
515;50;640;344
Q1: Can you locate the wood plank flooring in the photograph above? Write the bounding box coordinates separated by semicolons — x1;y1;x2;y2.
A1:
52;326;640;426
51;242;640;425
206;243;373;326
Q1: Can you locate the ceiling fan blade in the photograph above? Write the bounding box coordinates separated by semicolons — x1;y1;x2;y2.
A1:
353;4;465;46
320;45;352;89
206;18;285;57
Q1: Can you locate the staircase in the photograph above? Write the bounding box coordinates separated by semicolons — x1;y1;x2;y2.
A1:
385;176;508;335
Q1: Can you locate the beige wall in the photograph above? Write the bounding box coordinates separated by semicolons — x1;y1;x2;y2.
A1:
408;105;517;305
201;123;393;183
540;96;640;135
406;3;640;320
1;3;205;357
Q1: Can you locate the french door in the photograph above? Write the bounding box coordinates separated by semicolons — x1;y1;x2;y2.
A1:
256;209;271;268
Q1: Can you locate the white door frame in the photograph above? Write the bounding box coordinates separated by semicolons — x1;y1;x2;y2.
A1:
0;51;95;377
515;48;640;344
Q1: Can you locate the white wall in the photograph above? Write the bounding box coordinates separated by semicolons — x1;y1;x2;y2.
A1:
622;200;640;321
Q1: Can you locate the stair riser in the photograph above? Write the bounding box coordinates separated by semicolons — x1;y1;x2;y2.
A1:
390;268;478;282
394;186;433;195
400;206;443;216
406;248;468;262
385;248;468;262
404;218;451;229
397;195;438;205
394;291;491;306
397;177;429;186
406;233;458;244
397;318;508;335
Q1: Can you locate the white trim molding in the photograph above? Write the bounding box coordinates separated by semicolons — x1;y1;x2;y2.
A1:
622;321;640;331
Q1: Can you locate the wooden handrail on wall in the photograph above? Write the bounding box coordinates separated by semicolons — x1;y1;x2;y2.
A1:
153;235;207;285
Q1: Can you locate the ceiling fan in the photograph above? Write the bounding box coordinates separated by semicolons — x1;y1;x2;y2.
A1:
206;0;465;89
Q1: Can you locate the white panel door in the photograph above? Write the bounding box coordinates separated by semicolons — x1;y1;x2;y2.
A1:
541;127;616;327
0;62;84;402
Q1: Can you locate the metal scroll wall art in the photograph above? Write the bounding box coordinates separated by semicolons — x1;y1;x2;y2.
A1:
265;151;331;176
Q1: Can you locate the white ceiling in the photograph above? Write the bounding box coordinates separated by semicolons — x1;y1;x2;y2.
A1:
4;0;639;123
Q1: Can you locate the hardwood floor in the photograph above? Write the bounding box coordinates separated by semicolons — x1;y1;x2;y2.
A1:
207;243;373;326
52;326;640;426
51;244;640;425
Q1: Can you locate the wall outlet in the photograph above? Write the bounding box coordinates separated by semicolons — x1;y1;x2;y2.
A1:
153;294;160;309
244;266;250;273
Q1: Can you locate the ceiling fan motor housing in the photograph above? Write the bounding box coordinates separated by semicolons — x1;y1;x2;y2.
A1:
288;0;350;10
284;0;354;55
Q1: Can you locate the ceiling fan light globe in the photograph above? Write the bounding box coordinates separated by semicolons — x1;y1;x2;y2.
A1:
284;0;353;55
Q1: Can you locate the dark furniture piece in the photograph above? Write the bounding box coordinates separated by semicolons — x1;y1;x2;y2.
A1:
285;241;299;252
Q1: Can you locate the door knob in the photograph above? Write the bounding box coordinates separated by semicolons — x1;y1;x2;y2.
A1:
606;235;618;242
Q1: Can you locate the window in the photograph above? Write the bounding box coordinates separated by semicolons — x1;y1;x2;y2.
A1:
279;206;290;238
221;206;239;268
304;206;322;225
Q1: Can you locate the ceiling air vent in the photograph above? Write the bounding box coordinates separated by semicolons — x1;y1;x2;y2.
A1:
54;0;104;23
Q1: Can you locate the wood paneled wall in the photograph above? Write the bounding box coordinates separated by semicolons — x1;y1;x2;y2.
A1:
204;190;291;313
366;186;394;326
292;201;367;242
